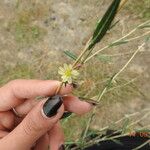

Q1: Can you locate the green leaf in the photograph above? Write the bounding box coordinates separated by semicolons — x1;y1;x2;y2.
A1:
88;0;121;49
138;24;150;29
105;73;117;89
145;35;150;42
109;40;128;47
64;50;77;60
121;117;130;134
96;55;112;63
135;129;150;133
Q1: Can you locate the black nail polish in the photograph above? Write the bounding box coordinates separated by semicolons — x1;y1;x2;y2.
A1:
59;144;65;150
87;101;98;106
61;112;72;119
79;97;99;106
43;95;63;118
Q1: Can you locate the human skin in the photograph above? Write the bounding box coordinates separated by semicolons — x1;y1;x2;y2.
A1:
0;79;92;150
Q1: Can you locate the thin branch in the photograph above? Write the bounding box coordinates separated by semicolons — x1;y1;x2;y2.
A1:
97;42;145;102
118;0;129;12
88;109;150;144
70;108;150;149
132;140;150;150
81;42;146;143
112;43;145;81
128;112;150;128
126;31;150;42
86;115;150;148
84;20;150;63
72;38;92;67
73;0;131;67
97;108;150;134
107;77;137;92
100;50;146;57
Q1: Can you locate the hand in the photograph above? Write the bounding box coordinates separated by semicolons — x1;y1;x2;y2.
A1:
0;79;92;150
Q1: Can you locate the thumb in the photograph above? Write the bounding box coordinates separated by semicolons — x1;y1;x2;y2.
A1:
0;95;64;150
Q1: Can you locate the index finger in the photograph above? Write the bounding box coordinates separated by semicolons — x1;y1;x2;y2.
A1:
0;79;72;111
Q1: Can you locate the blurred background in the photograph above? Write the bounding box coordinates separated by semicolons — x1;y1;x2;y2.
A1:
0;0;150;144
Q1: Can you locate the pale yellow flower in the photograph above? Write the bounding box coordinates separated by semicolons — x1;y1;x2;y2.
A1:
58;64;79;84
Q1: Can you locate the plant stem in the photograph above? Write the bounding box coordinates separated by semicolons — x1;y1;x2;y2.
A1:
100;50;145;57
118;0;129;12
81;42;146;143
126;31;150;42
132;140;150;150
81;113;95;141
96;109;149;134
107;77;137;92
80;47;94;64
73;1;131;67
112;43;145;81
98;42;145;102
55;82;64;95
84;110;150;147
84;20;150;63
72;38;91;68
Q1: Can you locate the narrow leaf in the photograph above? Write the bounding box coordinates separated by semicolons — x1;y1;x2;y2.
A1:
96;55;112;63
106;73;117;88
145;35;150;42
88;0;121;49
109;40;128;47
138;24;150;29
136;129;150;133
64;50;77;60
121;117;129;134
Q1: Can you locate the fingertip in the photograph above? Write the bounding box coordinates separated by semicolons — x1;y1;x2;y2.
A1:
79;101;93;113
75;100;93;115
0;111;15;130
63;96;93;115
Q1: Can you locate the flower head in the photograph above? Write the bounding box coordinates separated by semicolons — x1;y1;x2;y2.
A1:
58;64;79;84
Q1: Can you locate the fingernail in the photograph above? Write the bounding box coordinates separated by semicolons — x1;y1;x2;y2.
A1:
61;112;72;119
59;144;65;150
79;97;99;106
42;95;63;118
87;101;98;106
